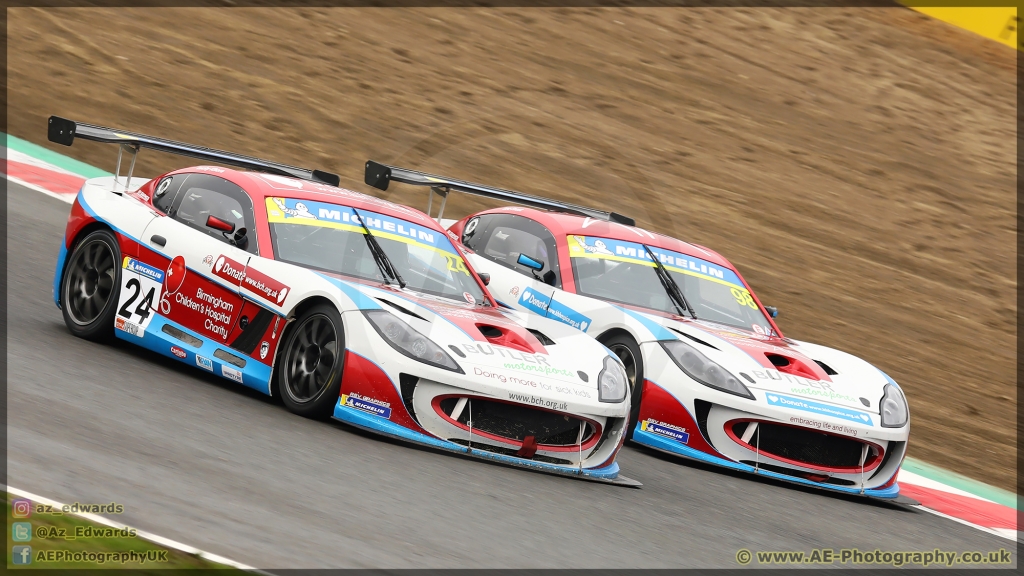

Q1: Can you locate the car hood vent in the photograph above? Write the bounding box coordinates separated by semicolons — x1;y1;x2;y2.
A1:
376;298;429;323
527;328;555;345
669;327;719;350
814;359;838;375
476;324;542;354
765;353;820;380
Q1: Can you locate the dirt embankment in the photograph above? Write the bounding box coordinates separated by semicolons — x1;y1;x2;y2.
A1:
7;7;1016;490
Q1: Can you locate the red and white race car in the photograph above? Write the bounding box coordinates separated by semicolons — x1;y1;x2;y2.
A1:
48;117;637;484
364;161;911;498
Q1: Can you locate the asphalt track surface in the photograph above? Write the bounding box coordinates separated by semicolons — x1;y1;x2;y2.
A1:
6;181;1016;569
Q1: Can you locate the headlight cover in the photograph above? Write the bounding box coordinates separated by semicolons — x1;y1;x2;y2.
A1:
598;355;628;403
879;383;908;428
363;310;463;373
660;340;754;399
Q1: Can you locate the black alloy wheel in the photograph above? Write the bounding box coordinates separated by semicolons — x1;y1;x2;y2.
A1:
61;229;121;341
277;303;346;419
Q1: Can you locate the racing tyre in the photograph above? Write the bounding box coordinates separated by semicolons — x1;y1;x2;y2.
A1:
277;303;346;419
61;229;121;342
601;333;644;439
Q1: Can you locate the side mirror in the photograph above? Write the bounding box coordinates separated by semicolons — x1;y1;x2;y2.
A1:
516;252;545;271
232;227;248;250
542;270;556;286
478;272;490;286
207;215;235;233
764;305;778;318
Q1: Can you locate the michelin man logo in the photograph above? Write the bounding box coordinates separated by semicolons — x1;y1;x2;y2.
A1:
573;235;613;255
273;198;316;219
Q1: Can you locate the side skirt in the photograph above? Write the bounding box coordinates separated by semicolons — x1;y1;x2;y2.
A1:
114;314;272;395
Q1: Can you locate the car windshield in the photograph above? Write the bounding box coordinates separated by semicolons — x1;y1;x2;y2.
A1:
266;197;487;305
567;235;774;335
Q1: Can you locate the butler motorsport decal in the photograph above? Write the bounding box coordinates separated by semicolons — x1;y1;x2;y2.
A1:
265;197;471;276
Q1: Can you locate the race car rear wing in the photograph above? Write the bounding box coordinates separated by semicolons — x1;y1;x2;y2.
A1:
364;160;635;226
47;116;341;190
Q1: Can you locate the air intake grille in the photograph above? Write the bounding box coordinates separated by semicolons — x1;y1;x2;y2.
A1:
439;397;595;446
735;422;875;469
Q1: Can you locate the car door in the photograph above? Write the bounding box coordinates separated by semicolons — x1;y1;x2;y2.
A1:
461;213;562;318
132;173;256;350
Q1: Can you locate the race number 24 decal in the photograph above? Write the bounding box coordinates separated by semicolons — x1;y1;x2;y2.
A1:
114;257;165;338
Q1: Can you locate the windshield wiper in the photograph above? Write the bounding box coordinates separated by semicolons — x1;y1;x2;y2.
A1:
643;244;697;319
351;207;406;289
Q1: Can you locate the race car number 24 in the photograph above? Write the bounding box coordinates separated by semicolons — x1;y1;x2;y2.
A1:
114;257;164;338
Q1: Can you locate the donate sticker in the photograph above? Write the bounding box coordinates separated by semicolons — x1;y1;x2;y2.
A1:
765;393;873;426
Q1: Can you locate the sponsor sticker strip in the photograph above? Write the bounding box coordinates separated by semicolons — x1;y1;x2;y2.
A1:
566;234;746;290
765;393;873;425
266;197;467;266
641;419;690;444
518;288;592;332
341;393;392;419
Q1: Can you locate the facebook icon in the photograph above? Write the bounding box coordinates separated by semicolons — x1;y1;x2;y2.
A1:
12;545;32;565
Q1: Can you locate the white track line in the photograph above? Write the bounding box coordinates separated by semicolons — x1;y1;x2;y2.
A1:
900;470;1002;504
4;485;263;571
2;172;76;203
911;504;1019;542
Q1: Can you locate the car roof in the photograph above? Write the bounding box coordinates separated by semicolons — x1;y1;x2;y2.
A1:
477;206;734;268
171;165;442;231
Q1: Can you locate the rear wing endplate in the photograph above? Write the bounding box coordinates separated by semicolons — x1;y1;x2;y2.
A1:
47;116;340;189
364;160;634;226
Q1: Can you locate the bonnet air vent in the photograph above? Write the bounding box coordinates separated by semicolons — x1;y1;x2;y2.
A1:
376;298;429;322
668;327;719;350
766;353;818;380
478;325;502;338
814;360;838;375
527;329;555;345
476;324;537;354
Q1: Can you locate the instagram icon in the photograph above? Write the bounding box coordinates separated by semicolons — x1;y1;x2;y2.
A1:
12;498;32;518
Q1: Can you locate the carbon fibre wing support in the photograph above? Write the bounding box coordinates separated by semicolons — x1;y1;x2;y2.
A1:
47;116;340;187
364;160;635;226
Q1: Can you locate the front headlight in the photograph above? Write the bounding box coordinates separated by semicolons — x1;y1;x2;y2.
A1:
660;340;754;399
363;310;463;373
598;355;628;403
880;384;908;428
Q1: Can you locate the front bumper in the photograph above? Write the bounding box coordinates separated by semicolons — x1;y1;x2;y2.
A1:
332;397;639;486
631;378;907;498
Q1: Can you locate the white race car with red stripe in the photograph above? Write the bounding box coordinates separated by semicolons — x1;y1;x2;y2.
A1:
364;161;911;498
48;118;636;484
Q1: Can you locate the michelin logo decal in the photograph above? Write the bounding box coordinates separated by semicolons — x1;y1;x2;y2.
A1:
641;419;690;444
518;289;591;332
765;393;873;426
123;257;164;283
341;393;392;419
